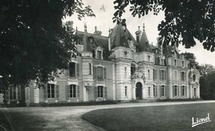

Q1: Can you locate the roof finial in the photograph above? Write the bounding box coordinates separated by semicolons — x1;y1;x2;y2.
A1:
76;26;78;31
95;26;97;32
143;23;145;31
84;22;87;32
138;26;140;31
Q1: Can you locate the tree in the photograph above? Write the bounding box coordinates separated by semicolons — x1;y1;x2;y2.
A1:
199;64;215;100
0;0;94;87
200;71;215;100
181;52;199;68
113;0;215;52
199;64;215;75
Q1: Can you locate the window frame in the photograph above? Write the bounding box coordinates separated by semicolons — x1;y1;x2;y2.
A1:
160;85;165;97
69;62;79;78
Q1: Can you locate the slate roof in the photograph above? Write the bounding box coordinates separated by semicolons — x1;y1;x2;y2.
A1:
163;45;180;58
76;31;108;52
109;23;137;49
136;29;153;53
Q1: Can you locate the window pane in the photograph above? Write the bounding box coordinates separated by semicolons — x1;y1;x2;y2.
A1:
97;51;102;59
69;62;76;77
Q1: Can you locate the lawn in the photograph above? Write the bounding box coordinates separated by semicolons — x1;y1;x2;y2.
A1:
82;103;215;131
0;109;48;131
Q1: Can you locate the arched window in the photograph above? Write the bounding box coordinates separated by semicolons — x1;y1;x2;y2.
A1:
193;74;196;82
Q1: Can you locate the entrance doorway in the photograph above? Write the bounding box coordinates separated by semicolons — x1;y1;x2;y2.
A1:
136;82;143;100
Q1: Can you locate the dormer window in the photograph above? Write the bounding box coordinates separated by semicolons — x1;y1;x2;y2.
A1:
97;50;102;59
148;55;151;62
95;47;103;59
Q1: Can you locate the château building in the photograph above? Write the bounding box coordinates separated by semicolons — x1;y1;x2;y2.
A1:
6;21;200;104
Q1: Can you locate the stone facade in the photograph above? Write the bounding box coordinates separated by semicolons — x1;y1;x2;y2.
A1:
6;22;200;104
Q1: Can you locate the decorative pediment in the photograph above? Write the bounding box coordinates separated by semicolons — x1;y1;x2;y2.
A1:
131;69;145;82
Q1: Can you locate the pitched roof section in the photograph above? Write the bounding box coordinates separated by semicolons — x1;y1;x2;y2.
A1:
136;29;153;53
109;23;137;49
76;31;108;52
163;45;180;58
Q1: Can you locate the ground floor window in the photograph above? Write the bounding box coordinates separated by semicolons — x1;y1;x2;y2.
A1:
160;85;165;97
181;86;186;96
95;86;107;98
125;86;127;97
153;85;157;97
9;86;21;100
173;85;178;97
67;85;80;98
44;84;59;99
148;87;151;97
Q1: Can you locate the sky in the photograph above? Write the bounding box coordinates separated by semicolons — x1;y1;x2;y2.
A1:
64;0;215;66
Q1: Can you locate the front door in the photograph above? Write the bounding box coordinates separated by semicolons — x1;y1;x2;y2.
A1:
136;82;143;100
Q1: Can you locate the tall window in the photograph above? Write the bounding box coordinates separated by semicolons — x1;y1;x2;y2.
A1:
173;85;178;97
181;72;185;81
97;50;102;59
69;62;79;77
124;67;127;78
148;70;150;79
9;86;21;100
174;59;177;66
94;66;106;80
182;61;185;67
153;69;156;80
193;74;196;82
89;63;92;75
174;71;177;81
148;87;151;97
160;58;165;65
131;64;136;75
95;86;107;98
47;84;55;98
125;86;127;97
153;85;157;97
46;84;59;99
98;86;103;97
181;86;186;96
70;85;76;98
159;70;166;81
160;85;165;97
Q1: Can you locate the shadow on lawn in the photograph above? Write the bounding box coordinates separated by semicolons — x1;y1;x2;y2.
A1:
0;109;48;131
82;103;215;131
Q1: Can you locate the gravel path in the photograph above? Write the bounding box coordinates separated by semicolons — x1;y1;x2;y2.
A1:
1;100;215;131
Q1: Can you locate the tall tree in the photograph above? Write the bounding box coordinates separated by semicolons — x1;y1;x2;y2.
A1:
200;71;215;100
199;64;215;75
0;0;94;87
181;52;199;68
113;0;215;52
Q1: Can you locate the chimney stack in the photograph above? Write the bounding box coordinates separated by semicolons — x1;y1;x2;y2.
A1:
143;23;145;31
84;23;87;33
135;26;142;43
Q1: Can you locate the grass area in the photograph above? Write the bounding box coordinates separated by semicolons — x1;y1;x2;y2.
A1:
82;103;215;131
0;110;48;131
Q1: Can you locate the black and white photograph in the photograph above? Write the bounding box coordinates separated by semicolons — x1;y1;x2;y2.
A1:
0;0;215;130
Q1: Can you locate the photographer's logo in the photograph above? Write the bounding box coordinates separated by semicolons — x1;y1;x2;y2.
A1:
192;113;211;127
